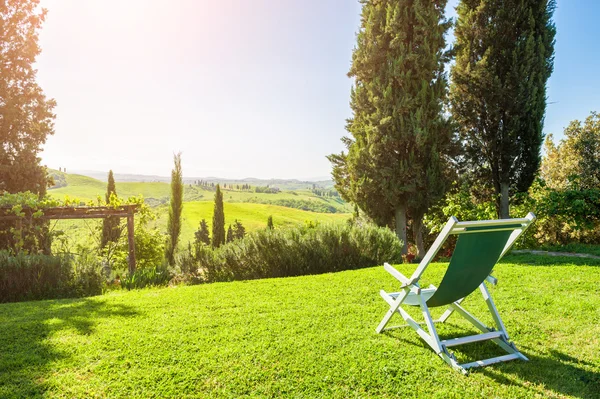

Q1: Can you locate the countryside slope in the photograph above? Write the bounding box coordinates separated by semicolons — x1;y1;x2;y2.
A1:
47;170;351;242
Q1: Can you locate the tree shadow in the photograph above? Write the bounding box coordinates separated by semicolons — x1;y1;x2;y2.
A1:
383;325;599;398
0;297;138;398
474;347;600;399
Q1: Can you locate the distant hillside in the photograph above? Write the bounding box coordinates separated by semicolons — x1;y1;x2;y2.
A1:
70;170;335;190
47;170;351;213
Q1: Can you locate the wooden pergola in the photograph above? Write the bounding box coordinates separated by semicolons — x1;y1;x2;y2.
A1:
0;204;139;272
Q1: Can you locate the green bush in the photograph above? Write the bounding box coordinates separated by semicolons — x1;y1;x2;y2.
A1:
190;223;403;283
0;251;103;303
243;197;339;213
121;265;171;290
425;180;600;249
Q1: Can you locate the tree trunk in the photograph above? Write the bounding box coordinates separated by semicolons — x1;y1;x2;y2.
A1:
500;182;510;219
395;202;408;255
413;216;425;260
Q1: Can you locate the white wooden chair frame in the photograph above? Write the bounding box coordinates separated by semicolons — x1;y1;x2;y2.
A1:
376;213;536;374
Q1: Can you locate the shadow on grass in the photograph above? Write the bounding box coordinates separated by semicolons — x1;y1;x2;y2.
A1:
476;348;600;399
0;297;138;398
385;325;599;398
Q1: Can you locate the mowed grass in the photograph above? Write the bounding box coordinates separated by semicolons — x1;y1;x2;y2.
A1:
1;254;599;398
155;201;351;244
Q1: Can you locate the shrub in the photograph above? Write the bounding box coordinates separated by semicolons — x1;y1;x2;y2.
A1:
190;223;403;283
0;251;103;303
121;265;171;290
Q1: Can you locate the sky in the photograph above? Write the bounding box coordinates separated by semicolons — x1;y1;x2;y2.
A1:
35;0;600;180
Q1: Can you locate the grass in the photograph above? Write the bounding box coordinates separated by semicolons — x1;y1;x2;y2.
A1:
49;174;173;203
155;201;351;244
1;254;598;398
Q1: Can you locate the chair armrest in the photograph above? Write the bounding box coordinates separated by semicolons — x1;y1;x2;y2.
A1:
384;263;411;287
486;275;498;286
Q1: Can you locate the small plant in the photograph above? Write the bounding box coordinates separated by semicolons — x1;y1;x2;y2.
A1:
121;265;171;290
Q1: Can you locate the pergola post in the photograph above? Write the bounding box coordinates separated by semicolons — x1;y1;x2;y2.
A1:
126;209;136;274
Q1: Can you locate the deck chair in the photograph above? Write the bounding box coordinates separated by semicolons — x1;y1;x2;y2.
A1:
376;213;535;374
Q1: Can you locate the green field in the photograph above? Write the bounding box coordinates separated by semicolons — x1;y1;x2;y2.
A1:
1;254;598;398
155;201;350;244
46;171;352;248
48;172;350;212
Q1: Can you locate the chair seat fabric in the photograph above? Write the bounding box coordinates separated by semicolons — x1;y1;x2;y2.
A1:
426;227;515;307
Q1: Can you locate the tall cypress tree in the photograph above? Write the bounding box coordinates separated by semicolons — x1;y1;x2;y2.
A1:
328;0;452;255
211;184;225;248
165;153;183;265
101;170;120;248
450;0;556;218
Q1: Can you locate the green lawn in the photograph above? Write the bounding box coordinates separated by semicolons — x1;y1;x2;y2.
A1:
1;254;598;398
155;201;351;244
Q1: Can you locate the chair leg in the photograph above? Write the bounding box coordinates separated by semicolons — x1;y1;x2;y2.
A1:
376;288;409;333
479;282;509;339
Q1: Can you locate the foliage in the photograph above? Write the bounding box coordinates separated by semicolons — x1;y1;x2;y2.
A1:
211;184;225;248
519;182;600;246
194;219;210;246
107;198;165;273
48;169;67;188
101;171;120;247
426;179;600;248
226;225;234;243
0;0;56;196
254;186;279;194
424;182;497;235
233;219;245;240
120;265;171;290
450;0;556;218
165;153;183;266
243;197;339;213
191;224;403;283
328;0;452;256
541;112;600;190
0;250;103;303
0;191;67;254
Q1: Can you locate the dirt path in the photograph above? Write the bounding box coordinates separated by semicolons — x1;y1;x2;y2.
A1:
511;249;600;260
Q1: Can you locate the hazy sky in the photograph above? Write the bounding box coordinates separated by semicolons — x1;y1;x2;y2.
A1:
36;0;600;179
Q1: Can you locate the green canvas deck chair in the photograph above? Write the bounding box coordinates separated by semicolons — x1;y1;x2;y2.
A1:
376;213;536;374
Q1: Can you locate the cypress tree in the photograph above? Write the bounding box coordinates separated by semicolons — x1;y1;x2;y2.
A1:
194;219;211;246
165;153;183;265
233;220;246;240
450;0;556;218
101;170;120;248
211;184;225;248
328;0;452;255
226;225;234;243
